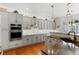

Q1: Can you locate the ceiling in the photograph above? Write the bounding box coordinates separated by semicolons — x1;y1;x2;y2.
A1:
0;3;79;20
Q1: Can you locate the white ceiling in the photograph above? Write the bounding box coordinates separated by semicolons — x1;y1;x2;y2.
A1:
0;3;54;19
0;3;79;20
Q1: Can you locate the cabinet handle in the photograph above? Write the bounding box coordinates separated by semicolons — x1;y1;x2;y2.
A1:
15;19;17;23
27;39;29;40
36;37;38;39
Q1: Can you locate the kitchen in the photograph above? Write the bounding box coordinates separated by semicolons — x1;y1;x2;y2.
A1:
0;3;79;55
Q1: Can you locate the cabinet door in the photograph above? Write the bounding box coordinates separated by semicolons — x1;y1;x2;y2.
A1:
16;14;23;24
37;35;41;42
40;35;44;42
35;36;39;43
25;37;30;45
9;13;16;24
1;30;9;50
35;36;38;43
41;20;44;29
39;20;41;29
44;21;48;29
32;36;36;44
22;37;28;45
29;36;33;44
1;12;9;29
15;40;23;47
36;19;39;29
49;22;52;29
23;36;33;45
47;21;49;29
43;36;46;42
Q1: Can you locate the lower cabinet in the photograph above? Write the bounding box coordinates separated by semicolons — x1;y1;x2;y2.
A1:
22;36;30;45
22;35;45;46
2;35;46;55
3;35;45;51
8;40;23;49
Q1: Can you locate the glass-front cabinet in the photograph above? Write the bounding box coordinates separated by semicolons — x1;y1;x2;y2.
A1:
62;14;79;34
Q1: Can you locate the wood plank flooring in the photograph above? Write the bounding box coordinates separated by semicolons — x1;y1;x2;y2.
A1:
3;42;46;55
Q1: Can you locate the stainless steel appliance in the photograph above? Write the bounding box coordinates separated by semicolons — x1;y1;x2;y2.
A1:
10;24;22;41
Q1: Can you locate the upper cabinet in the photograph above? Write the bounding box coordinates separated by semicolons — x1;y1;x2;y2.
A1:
16;13;23;24
9;13;23;24
23;16;53;30
0;12;9;29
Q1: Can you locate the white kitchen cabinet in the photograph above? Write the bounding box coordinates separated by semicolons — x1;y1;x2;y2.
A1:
0;12;9;29
37;20;40;29
42;35;45;42
43;35;45;41
38;35;43;42
22;36;28;45
41;20;44;29
39;20;42;29
48;21;51;29
41;35;45;42
24;36;30;45
8;13;16;24
44;20;47;29
22;34;46;46
50;21;53;29
35;36;39;43
34;35;38;43
16;13;23;24
0;12;23;50
23;16;36;29
22;36;33;45
29;36;34;44
9;13;22;24
31;35;40;44
1;30;9;50
23;16;28;29
23;16;54;30
23;36;32;45
35;35;41;43
35;19;39;29
9;40;23;49
44;37;52;48
38;35;42;42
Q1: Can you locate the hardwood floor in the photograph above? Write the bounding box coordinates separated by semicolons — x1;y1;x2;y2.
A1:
3;42;46;55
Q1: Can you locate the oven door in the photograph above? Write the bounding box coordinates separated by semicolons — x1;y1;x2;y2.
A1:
10;32;22;41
